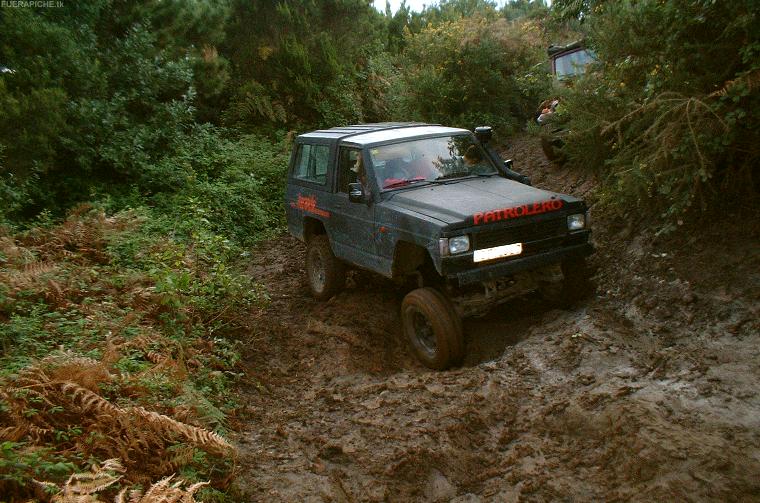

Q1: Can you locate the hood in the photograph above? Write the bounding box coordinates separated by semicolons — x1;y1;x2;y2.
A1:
384;177;574;227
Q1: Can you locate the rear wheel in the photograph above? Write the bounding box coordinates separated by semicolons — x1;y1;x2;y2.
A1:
401;288;464;370
305;235;345;301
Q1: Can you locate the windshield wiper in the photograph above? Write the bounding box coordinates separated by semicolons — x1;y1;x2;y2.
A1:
433;170;498;182
435;171;476;181
383;178;428;189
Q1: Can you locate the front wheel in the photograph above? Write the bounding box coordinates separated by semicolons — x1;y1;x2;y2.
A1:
401;288;464;370
541;257;594;307
305;235;346;301
561;257;594;301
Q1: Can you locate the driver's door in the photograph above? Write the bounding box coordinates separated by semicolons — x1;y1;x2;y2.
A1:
328;147;380;270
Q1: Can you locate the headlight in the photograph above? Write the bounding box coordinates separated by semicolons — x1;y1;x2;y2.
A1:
439;236;470;256
567;213;586;231
449;235;470;254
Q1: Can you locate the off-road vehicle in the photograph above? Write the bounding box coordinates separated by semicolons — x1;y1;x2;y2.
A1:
285;123;593;369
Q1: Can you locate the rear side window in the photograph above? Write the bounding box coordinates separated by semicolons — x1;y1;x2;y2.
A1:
293;144;329;185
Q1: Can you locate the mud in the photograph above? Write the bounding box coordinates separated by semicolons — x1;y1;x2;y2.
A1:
235;135;760;502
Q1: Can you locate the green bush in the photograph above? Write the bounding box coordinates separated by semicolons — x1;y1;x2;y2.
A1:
222;0;387;130
142;127;291;247
0;1;230;220
555;0;760;226
398;15;549;132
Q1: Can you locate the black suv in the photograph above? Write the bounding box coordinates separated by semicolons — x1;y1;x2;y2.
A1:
285;123;593;369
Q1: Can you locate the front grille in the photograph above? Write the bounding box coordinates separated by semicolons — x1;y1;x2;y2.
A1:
474;217;566;249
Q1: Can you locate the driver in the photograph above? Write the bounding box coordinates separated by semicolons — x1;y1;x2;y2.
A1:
463;145;484;168
351;154;370;195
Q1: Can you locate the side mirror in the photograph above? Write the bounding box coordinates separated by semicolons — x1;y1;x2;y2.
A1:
504;159;514;170
348;182;366;203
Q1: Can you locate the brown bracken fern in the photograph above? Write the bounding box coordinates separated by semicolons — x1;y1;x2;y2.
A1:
708;68;760;98
0;209;242;500
44;459;208;503
0;352;235;487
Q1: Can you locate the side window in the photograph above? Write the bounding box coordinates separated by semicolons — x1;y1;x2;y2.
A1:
293;143;329;185
337;147;363;193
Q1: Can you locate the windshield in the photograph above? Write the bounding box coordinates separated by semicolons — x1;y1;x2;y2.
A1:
554;49;594;78
368;135;497;190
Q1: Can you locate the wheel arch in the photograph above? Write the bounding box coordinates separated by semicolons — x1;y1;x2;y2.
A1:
303;217;327;243
392;239;441;286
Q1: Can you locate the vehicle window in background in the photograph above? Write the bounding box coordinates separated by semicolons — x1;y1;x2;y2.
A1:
368;135;496;190
554;49;594;78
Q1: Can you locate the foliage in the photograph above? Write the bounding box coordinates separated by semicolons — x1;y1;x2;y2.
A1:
30;458;209;503
411;0;502;27
221;0;387;129
0;208;261;500
397;14;550;132
0;0;231;220
129;126;292;247
551;0;602;19
0;0;555;225
0;442;76;489
554;0;760;226
502;0;551;21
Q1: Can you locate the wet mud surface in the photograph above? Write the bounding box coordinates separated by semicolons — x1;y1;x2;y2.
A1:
235;135;760;502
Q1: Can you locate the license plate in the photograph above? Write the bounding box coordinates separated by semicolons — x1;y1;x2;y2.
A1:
473;243;523;263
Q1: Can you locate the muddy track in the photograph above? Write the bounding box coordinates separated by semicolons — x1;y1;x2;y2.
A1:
235;135;760;502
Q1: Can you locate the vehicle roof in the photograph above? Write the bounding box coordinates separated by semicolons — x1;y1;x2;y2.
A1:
547;40;585;57
297;123;471;146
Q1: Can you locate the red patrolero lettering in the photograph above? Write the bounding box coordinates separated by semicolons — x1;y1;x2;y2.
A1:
290;194;331;218
472;199;563;225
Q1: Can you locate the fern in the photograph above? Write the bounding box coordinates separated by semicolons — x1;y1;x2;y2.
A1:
226;81;288;124
709;68;760;98
1;350;235;490
45;459;208;503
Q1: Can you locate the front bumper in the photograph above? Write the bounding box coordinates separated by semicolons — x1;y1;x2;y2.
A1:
444;241;593;286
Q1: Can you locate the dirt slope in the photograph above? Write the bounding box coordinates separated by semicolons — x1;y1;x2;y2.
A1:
235;135;760;502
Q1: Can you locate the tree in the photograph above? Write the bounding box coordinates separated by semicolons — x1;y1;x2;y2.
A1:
398;14;547;131
555;0;760;223
221;0;387;129
0;0;231;218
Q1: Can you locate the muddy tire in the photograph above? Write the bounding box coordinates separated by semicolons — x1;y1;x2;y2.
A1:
401;287;464;370
305;235;345;301
542;257;594;308
562;257;593;300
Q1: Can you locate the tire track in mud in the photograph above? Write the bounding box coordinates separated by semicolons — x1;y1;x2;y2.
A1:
235;135;760;502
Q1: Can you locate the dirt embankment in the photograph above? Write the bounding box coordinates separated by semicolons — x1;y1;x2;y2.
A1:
234;135;760;502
